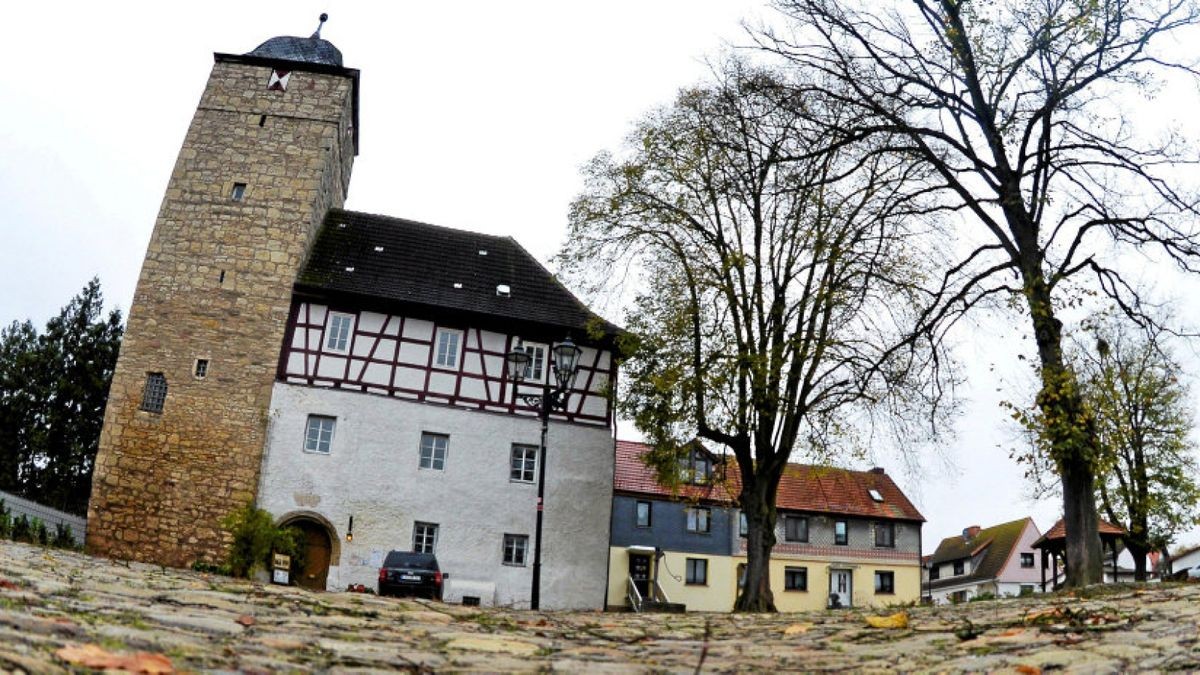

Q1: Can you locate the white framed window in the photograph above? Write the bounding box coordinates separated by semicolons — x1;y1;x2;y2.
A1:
686;507;711;533
520;342;547;382
304;415;335;454
193;358;209;379
413;521;438;553
686;558;708;585
1020;552;1035;568
434;328;462;368
510;444;537;482
419;432;448;470
503;534;529;566
325;312;354;353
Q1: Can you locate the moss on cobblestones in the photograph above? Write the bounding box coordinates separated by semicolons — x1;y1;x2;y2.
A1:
2;542;1200;672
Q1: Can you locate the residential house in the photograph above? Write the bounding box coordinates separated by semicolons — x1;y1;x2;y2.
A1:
926;518;1045;603
607;441;925;611
87;24;621;609
1164;544;1200;579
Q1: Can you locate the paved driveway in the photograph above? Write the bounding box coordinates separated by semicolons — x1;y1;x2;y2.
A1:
1;542;1198;672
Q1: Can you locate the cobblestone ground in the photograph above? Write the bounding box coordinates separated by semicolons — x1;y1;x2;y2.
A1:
1;542;1199;673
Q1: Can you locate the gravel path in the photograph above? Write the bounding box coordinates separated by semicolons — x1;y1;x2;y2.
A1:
1;542;1197;673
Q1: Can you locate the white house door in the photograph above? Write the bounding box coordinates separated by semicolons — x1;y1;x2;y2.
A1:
829;569;852;608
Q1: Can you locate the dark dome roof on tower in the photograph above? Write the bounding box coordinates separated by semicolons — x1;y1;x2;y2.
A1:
246;35;343;67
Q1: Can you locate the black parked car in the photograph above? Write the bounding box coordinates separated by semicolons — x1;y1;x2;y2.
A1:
378;551;443;599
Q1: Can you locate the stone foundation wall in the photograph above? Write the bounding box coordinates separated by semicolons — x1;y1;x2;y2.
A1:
86;58;356;566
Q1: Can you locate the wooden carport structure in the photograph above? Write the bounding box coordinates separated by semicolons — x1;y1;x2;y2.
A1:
1032;517;1126;592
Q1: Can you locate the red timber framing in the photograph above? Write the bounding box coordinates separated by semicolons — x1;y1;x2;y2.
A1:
277;301;614;426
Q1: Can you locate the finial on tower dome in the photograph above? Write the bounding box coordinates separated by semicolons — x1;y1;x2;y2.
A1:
312;13;329;39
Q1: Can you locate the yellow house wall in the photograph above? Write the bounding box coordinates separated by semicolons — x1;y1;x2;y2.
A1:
606;548;738;612
607;547;920;612
763;559;921;612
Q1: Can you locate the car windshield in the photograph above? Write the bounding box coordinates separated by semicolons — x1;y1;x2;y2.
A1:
384;552;437;570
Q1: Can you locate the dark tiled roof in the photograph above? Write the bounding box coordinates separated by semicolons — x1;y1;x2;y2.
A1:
297;209;622;337
928;518;1033;589
613;440;924;521
247;35;343;66
1031;517;1126;550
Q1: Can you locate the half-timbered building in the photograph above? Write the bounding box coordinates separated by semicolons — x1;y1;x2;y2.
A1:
257;211;620;608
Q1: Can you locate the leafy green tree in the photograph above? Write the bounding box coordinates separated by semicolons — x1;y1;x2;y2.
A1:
766;0;1200;586
560;61;952;611
0;279;123;515
1015;317;1200;580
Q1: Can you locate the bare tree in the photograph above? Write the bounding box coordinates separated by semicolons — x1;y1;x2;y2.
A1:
764;0;1200;585
559;61;952;611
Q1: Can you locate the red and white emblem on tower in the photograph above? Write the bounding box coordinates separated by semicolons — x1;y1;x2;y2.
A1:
267;69;291;91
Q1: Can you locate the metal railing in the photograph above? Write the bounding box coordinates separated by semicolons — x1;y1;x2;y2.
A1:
626;576;644;612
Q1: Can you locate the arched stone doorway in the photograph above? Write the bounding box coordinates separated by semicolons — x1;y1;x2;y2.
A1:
278;512;339;592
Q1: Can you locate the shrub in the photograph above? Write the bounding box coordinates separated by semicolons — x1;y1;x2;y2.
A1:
968;592;997;603
10;514;32;543
0;500;10;539
221;502;302;579
33;518;49;546
52;523;76;549
191;560;234;576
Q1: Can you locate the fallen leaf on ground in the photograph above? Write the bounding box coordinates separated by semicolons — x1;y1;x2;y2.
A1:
1015;665;1041;675
0;579;18;590
864;612;908;629
1024;607;1064;624
784;622;814;635
236;614;256;626
56;644;174;674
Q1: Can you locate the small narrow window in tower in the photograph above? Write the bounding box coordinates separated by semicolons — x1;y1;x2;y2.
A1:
230;183;247;201
140;373;168;413
194;359;209;379
258;114;267;127
218;269;226;284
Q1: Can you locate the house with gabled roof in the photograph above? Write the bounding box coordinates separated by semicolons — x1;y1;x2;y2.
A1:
606;440;925;612
925;517;1045;603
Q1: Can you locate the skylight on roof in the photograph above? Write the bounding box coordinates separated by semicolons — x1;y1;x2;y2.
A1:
868;488;884;502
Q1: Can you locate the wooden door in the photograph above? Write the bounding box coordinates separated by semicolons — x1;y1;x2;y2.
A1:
294;520;331;591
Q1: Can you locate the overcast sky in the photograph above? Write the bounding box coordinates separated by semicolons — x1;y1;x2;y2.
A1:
3;1;1198;555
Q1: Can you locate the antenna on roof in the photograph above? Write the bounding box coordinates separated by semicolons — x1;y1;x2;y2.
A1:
311;13;329;39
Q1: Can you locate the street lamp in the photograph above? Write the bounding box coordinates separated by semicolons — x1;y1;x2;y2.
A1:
504;335;583;610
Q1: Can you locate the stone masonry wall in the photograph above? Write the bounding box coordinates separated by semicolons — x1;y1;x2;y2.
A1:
87;59;356;566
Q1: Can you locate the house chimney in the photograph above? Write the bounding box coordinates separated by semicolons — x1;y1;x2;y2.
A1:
869;467;885;474
962;525;981;540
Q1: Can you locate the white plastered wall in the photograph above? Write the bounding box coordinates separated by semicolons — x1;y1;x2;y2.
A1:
257;382;614;610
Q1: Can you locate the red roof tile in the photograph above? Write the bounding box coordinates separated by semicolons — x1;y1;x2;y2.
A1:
1034;517;1126;545
613;440;924;522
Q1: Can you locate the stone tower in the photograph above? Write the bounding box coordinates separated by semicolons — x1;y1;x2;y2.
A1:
87;21;359;566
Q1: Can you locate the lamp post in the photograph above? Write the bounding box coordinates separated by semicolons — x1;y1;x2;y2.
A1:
504;335;582;611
